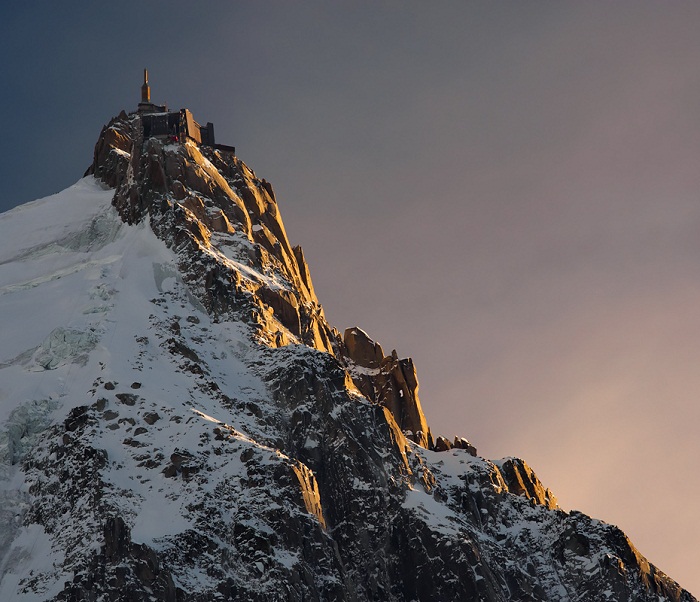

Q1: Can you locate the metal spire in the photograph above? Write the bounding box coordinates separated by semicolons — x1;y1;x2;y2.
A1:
141;68;150;103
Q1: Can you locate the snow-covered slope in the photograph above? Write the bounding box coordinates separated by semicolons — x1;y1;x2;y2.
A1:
0;174;336;600
0;110;695;601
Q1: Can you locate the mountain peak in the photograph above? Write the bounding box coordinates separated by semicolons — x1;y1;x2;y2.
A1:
0;106;695;600
85;105;434;451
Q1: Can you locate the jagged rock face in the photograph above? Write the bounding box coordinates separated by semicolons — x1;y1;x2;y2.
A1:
0;110;695;601
88;112;330;352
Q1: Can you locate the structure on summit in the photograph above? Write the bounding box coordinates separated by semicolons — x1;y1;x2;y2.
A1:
141;68;150;104
136;69;235;154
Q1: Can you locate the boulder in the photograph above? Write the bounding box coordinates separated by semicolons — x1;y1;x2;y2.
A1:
453;437;477;456
434;436;452;452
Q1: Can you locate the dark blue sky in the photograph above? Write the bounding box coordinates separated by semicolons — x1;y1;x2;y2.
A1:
2;2;700;594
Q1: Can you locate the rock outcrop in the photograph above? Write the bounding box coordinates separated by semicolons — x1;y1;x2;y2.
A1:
0;108;694;601
341;327;432;448
494;457;558;510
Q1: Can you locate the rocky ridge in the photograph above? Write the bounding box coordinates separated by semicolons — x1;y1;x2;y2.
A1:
0;108;694;601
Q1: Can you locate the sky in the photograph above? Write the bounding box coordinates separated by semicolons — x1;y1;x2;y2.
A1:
1;1;700;595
